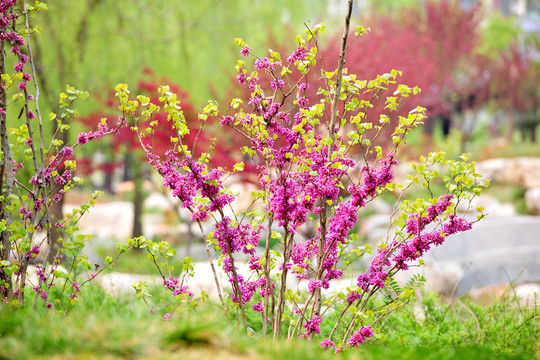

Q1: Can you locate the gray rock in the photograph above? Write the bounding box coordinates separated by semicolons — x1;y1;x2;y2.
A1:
362;198;393;215
64;202;134;242
525;187;540;215
456;195;516;217
144;192;177;211
476;157;540;188
359;214;392;245
392;261;464;297
513;283;540;308
426;215;540;295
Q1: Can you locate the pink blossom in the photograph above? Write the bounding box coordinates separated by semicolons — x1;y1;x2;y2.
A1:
347;325;373;347
320;339;335;349
220;115;234;126
237;73;247;84
254;57;270;70
77;133;89;145
270;78;285;90
62;147;73;157
240;45;252;58
252;302;264;313
301;315;322;338
296;97;309;108
287;46;307;62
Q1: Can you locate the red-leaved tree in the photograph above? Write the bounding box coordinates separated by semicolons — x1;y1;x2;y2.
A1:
79;68;258;239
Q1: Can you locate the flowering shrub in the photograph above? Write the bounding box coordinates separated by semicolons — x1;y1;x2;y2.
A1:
0;1;134;312
115;0;487;352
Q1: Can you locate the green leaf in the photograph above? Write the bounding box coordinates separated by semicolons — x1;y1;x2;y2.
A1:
322;137;333;146
233;162;244;171
53;270;67;278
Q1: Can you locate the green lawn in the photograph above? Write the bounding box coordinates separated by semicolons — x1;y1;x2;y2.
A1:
1;284;537;359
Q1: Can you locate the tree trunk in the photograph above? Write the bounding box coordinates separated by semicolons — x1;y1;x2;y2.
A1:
0;39;14;300
132;157;143;240
506;110;515;144
47;131;68;264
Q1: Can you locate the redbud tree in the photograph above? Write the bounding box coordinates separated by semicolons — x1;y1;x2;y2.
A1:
0;1;138;312
116;0;487;351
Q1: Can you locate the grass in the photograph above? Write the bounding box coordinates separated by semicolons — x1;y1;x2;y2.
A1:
381;291;539;358
1;284;537;360
93;245;186;275
490;142;540;159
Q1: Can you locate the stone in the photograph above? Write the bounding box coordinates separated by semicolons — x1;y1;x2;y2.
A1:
467;284;507;302
64;201;134;242
392;261;464;297
359;214;392;246
361;199;393;215
476;157;540;188
515;158;540;188
64;198;195;245
476;158;514;184
525;187;540;215
426;215;540;295
456;194;516;217
358;214;540;297
513;283;540;308
144;192;177;212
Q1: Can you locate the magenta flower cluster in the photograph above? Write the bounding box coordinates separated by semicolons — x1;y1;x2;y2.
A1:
69;281;81;300
146;150;234;218
163;276;193;297
347;325;374;347
288;154;398;284
0;2;35;116
25;245;40;259
320;338;335;349
300;315;322;338
353;194;472;298
145;149;268;305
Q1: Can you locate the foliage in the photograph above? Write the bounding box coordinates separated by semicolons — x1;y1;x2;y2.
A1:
33;0;325;107
321;1;540;149
322;1;483;132
78;68;256;181
475;12;522;58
